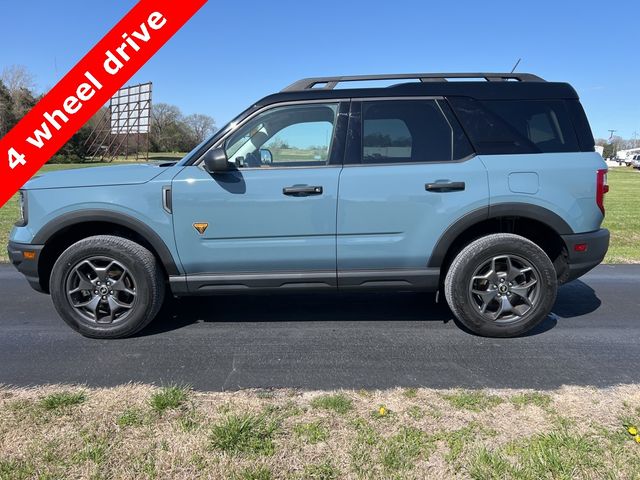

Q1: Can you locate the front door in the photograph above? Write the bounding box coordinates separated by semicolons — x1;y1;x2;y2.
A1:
172;101;347;292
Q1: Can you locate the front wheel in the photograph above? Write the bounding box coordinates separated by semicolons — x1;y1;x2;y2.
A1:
50;235;165;339
444;233;557;337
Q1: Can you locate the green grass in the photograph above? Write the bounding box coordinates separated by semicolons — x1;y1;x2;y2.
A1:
209;414;279;455
149;386;189;414
293;421;329;444
469;428;607;479
403;387;418;398
441;390;503;412
109;152;186;162
234;465;273;480
510;392;552;409
380;427;435;473
603;168;640;263
300;460;339;480
117;407;146;427
311;394;353;415
434;423;481;466
74;432;109;465
0;459;35;479
40;391;86;411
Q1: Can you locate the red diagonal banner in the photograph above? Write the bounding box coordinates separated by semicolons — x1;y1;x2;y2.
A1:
0;0;207;207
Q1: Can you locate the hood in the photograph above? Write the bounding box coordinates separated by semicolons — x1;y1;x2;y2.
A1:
23;163;174;190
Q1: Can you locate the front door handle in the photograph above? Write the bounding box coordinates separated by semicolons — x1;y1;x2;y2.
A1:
425;181;466;192
283;185;323;196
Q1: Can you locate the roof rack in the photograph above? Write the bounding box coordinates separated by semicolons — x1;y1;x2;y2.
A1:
282;72;546;92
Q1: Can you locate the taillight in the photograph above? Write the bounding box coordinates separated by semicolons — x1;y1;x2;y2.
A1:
596;169;609;215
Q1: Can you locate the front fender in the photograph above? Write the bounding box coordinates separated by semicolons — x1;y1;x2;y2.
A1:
11;179;183;276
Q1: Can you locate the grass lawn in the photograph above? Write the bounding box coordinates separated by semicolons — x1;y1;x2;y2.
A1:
602;168;640;263
0;384;638;479
0;165;638;264
102;152;186;163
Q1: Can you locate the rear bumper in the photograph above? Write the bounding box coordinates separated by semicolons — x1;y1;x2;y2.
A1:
7;241;45;293
560;228;609;283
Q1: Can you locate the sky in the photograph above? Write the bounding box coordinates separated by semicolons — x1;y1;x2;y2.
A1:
1;0;639;141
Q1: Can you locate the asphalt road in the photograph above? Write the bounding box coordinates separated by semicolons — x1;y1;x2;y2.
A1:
1;264;639;391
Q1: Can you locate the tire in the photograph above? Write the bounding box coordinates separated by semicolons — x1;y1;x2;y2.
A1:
444;233;557;338
50;235;165;339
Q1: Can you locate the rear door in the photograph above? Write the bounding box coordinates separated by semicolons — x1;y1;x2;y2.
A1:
171;101;348;291
336;98;489;289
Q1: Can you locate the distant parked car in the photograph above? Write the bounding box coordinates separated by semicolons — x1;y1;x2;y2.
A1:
632;155;640;169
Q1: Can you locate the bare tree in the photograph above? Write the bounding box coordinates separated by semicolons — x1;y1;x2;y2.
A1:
184;113;216;143
150;103;188;152
1;65;36;97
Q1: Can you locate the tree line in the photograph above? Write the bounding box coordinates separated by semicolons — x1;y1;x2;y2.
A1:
0;65;216;162
595;136;640;159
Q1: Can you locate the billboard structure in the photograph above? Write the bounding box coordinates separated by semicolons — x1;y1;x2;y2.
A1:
85;82;152;161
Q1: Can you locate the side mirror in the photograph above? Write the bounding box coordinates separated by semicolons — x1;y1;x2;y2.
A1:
260;149;273;165
203;147;230;173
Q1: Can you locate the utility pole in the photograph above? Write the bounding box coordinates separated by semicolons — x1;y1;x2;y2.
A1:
608;130;617;161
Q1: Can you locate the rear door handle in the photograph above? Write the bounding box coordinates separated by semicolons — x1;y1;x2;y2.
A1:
425;181;466;192
283;185;323;196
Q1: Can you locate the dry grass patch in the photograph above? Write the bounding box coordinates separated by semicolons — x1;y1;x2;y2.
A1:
0;384;639;479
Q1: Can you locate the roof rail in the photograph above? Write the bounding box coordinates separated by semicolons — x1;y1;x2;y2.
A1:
281;72;546;92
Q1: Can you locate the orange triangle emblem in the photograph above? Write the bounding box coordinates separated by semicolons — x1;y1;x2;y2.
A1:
193;222;208;235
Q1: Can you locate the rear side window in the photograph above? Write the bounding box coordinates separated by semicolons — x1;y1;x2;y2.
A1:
449;97;581;154
360;99;473;164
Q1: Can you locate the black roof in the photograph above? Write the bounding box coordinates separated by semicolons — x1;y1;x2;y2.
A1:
254;73;579;108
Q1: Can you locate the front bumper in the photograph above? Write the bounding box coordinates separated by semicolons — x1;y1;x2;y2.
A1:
7;241;45;293
560;228;610;283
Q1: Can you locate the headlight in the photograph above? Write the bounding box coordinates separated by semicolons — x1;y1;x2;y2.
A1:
15;191;27;227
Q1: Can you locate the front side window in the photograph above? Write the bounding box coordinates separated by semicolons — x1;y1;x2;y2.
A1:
360;100;473;164
224;103;338;168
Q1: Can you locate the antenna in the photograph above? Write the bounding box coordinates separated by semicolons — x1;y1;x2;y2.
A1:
510;58;522;73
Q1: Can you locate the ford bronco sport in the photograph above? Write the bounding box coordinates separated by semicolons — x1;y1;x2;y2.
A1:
8;72;610;339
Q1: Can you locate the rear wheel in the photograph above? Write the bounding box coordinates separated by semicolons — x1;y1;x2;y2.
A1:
50;235;165;339
444;233;557;337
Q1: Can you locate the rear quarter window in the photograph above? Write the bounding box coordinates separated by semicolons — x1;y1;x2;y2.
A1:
449;97;581;154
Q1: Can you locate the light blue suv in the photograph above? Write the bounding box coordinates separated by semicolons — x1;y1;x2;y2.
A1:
8;72;610;338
